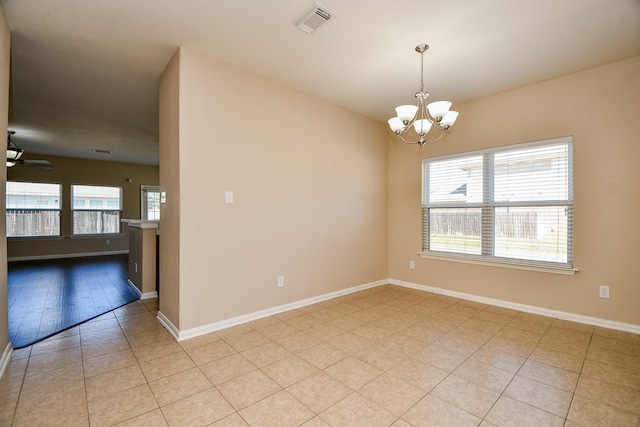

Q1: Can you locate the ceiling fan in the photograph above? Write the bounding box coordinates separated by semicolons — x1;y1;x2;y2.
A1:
6;131;53;169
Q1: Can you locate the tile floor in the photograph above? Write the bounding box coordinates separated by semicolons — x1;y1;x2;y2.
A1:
1;285;639;426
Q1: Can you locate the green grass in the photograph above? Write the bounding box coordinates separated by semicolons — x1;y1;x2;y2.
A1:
430;231;568;259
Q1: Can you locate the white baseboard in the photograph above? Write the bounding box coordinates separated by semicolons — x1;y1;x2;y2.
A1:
389;278;640;334
8;250;129;262
158;279;386;342
155;277;640;343
157;311;180;341
126;279;157;300
141;291;158;300
127;279;141;297
0;342;12;380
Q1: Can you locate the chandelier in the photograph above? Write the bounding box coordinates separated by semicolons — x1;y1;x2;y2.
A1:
388;44;458;147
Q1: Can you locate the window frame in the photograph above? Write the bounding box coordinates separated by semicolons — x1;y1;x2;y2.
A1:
71;184;123;236
420;136;575;274
140;185;160;220
6;181;62;238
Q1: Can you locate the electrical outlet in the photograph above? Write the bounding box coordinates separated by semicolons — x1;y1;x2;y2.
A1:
277;276;284;288
105;239;110;246
409;260;415;269
599;285;610;299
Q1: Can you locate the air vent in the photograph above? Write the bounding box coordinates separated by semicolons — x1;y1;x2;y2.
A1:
295;3;333;34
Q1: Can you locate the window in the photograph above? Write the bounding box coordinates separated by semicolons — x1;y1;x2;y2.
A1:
6;181;61;237
422;137;573;269
141;185;160;220
72;185;122;235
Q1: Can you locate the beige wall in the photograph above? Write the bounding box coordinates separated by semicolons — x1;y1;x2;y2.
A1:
7;154;158;259
158;50;181;328
160;48;389;331
389;56;640;326
128;225;157;295
0;4;10;353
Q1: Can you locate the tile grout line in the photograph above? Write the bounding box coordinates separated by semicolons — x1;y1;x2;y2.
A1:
391;302;510;425
8;349;28;427
121;300;168;426
181;333;243;426
562;331;592;426
79;323;93;426
477;314;554;424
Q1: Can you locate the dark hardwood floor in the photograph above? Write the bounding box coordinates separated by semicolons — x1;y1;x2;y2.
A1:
8;255;139;348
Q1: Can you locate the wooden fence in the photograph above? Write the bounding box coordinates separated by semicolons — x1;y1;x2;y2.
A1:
429;211;538;239
7;210;60;237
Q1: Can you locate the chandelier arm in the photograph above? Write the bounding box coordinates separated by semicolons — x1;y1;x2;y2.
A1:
393;124;447;146
421;124;439;142
419;99;428;121
394;126;410;136
431;122;448;132
411;122;451;143
423;104;438;125
394;133;424;145
418;97;446;128
424;128;449;144
418;101;455;132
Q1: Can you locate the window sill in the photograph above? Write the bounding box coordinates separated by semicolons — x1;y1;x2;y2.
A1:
70;234;124;239
7;236;64;241
418;252;578;275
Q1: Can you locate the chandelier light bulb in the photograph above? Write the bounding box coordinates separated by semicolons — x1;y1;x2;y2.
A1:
413;119;432;136
387;117;404;132
395;105;418;123
426;101;452;120
440;111;459;127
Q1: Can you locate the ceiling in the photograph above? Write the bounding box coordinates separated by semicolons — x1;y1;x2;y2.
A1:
3;0;640;166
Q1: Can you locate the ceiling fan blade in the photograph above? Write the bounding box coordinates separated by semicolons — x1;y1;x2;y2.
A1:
20;159;53;169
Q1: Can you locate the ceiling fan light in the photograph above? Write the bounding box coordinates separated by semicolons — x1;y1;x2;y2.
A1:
413;119;432;135
7;148;23;161
6;160;16;167
388;117;404;132
441;111;459;127
427;101;452;119
395;105;418;123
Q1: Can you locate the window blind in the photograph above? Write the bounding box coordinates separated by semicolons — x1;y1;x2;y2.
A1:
422;137;573;269
71;185;122;235
6;181;61;237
